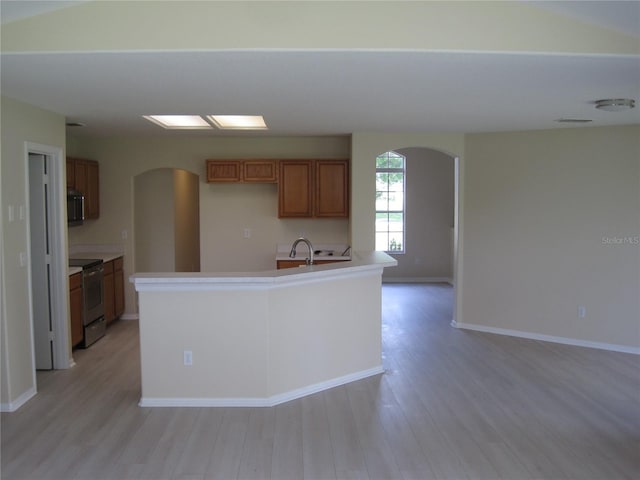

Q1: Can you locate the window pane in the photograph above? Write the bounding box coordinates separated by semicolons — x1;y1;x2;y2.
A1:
388;173;404;192
376;156;388;168
375;151;405;253
376;172;390;188
388;212;403;226
388;154;404;169
388;232;403;251
375;192;389;211
387;193;402;211
375;212;389;228
375;232;389;251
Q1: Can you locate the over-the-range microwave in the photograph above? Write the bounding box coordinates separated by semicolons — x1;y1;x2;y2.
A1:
67;189;84;226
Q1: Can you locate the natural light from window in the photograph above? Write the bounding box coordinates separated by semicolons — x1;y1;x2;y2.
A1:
375;151;405;253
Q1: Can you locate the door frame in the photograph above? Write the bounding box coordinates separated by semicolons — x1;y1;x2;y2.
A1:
25;142;71;371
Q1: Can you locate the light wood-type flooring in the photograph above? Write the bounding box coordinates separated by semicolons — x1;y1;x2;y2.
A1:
1;283;639;479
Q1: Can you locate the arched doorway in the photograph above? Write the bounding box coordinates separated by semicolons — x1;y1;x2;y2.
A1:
378;147;455;283
133;168;200;273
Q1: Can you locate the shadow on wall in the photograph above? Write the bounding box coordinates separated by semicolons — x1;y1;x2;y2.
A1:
134;168;200;273
381;147;455;282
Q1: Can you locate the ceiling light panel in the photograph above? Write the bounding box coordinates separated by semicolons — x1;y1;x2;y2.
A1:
144;115;212;129
208;115;268;130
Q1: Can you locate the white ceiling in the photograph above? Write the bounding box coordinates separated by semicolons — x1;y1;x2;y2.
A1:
1;1;639;138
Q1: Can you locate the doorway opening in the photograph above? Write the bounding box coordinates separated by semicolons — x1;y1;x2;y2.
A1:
26;143;71;374
133;168;200;274
373;146;460;325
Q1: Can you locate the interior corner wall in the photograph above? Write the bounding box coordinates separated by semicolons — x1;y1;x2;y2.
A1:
350;133;464;252
0;96;66;407
462;125;640;349
174;169;200;272
134;168;176;272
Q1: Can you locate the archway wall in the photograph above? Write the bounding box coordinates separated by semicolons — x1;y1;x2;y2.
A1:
351;132;465;321
351;133;464;251
387;147;455;281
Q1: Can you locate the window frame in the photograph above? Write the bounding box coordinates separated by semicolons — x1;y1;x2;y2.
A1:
375;151;406;254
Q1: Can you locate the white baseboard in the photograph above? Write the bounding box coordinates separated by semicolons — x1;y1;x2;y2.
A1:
0;386;37;412
453;322;640;355
119;313;139;321
383;277;453;285
139;366;385;408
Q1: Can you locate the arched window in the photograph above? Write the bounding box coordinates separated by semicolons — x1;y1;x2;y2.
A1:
375;151;405;253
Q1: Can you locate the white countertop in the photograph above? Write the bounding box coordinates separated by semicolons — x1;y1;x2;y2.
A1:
69;267;82;276
69;252;124;263
131;251;396;291
68;245;124;276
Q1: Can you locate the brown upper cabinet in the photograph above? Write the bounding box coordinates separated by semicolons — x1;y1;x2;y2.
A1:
206;159;277;183
278;160;313;217
278;159;349;218
315;160;350;218
67;157;100;219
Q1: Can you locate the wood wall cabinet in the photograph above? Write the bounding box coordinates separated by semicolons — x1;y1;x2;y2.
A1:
243;160;278;183
103;256;125;324
315;160;349;217
67;157;100;219
206;160;242;182
278;160;313;217
206;160;277;183
278;159;349;218
69;273;84;347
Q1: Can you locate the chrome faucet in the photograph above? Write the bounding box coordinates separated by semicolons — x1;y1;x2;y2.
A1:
289;237;314;265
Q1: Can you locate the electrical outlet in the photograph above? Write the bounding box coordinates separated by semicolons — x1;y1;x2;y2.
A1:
577;306;586;319
243;228;251;239
183;350;193;366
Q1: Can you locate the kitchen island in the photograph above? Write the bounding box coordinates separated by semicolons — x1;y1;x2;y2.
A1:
130;251;396;407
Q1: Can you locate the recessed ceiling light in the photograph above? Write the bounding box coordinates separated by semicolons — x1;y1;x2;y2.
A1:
143;115;212;129
207;115;268;130
594;99;635;112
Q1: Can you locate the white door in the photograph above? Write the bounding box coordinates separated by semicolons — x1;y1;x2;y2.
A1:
29;153;54;370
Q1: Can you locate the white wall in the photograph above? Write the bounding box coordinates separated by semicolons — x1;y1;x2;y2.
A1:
0;96;66;407
351;132;465;321
461;125;640;350
174;169;200;272
133;168;175;272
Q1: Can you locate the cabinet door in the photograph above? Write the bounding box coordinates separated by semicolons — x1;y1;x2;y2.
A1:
66;159;75;188
315;160;349;217
103;267;115;324
207;160;242;182
68;158;100;219
243;160;277;183
277;260;307;269
278;160;313;217
114;258;125;317
69;274;84;347
84;160;100;219
74;159;88;196
277;259;349;269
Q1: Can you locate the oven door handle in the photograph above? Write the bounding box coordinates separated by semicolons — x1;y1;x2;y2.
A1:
85;268;104;277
